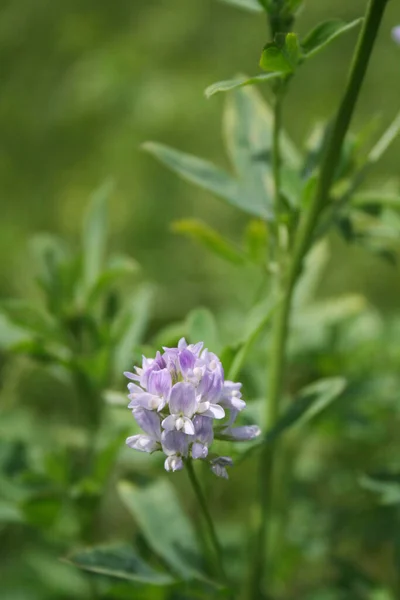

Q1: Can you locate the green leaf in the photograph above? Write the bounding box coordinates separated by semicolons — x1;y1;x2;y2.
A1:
205;72;282;98
302;18;363;59
244;219;269;264
88;254;140;304
112;286;153;377
0;500;24;524
118;479;202;580
218;0;263;12
82;180;114;292
172;219;246;265
351;192;400;211
0;300;60;341
145;86;300;222
368;111;400;165
239;377;346;461
65;544;175;585
260;33;301;74
187;308;220;352
143;141;268;219
360;476;400;506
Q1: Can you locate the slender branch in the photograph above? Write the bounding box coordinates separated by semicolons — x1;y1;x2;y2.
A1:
250;0;389;597
186;459;228;584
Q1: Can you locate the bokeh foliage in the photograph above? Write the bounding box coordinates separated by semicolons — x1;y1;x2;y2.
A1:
1;0;400;599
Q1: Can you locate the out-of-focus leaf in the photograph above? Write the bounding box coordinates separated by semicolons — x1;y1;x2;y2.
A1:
142;141;265;218
205;72;282;98
295;295;367;330
0;500;24;524
145;86;300;222
0;300;60;341
224;85;300;222
30;233;73;312
218;0;263;12
368;111;400;164
287;377;347;429
260;33;301;74
228;299;277;380
21;496;62;529
172;219;246;265
112;286;153;377
88;255;140;304
151;322;187;349
244;219;269;264
351;192;400;211
240;378;346;461
118;479;202;580
65;545;176;585
82;180;114;292
360;475;400;506
293;240;330;307
94;431;128;484
0;315;31;350
301;19;363;58
187;308;220;353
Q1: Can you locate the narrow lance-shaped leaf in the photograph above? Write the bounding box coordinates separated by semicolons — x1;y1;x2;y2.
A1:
82;179;114;292
238;377;347;461
118;479;203;580
143;141;269;219
205;72;283;98
301;18;363;58
65;545;176;585
112;285;153;377
172;219;247;265
218;0;263;13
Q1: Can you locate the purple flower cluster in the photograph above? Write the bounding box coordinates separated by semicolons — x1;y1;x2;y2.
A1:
124;338;260;478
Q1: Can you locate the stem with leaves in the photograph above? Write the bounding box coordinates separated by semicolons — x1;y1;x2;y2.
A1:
251;0;389;596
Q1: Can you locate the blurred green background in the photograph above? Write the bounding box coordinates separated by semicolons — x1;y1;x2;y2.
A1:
2;1;400;599
1;0;399;321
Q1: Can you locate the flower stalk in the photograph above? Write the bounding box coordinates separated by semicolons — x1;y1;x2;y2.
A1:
252;0;390;596
186;458;228;585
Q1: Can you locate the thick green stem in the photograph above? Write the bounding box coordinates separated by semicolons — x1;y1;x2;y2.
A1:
186;459;228;585
250;1;389;597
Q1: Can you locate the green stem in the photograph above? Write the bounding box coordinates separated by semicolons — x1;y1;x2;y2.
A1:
250;1;389;597
186;459;228;585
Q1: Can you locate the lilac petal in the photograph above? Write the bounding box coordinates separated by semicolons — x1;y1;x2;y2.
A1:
162;430;189;456
211;464;229;479
124;371;140;382
147;368;171;398
127;382;143;394
126;434;159;453
178;337;188;350
161;414;177;432
192;442;208;459
212;456;233;467
189;341;204;356
202;404;225;420
193;415;214;445
220;425;261;441
164;455;184;472
133;408;161;439
154;351;166;369
169;382;197;417
181;417;195;435
129;392;160;411
392;26;400;45
179;348;196;376
198;371;223;404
